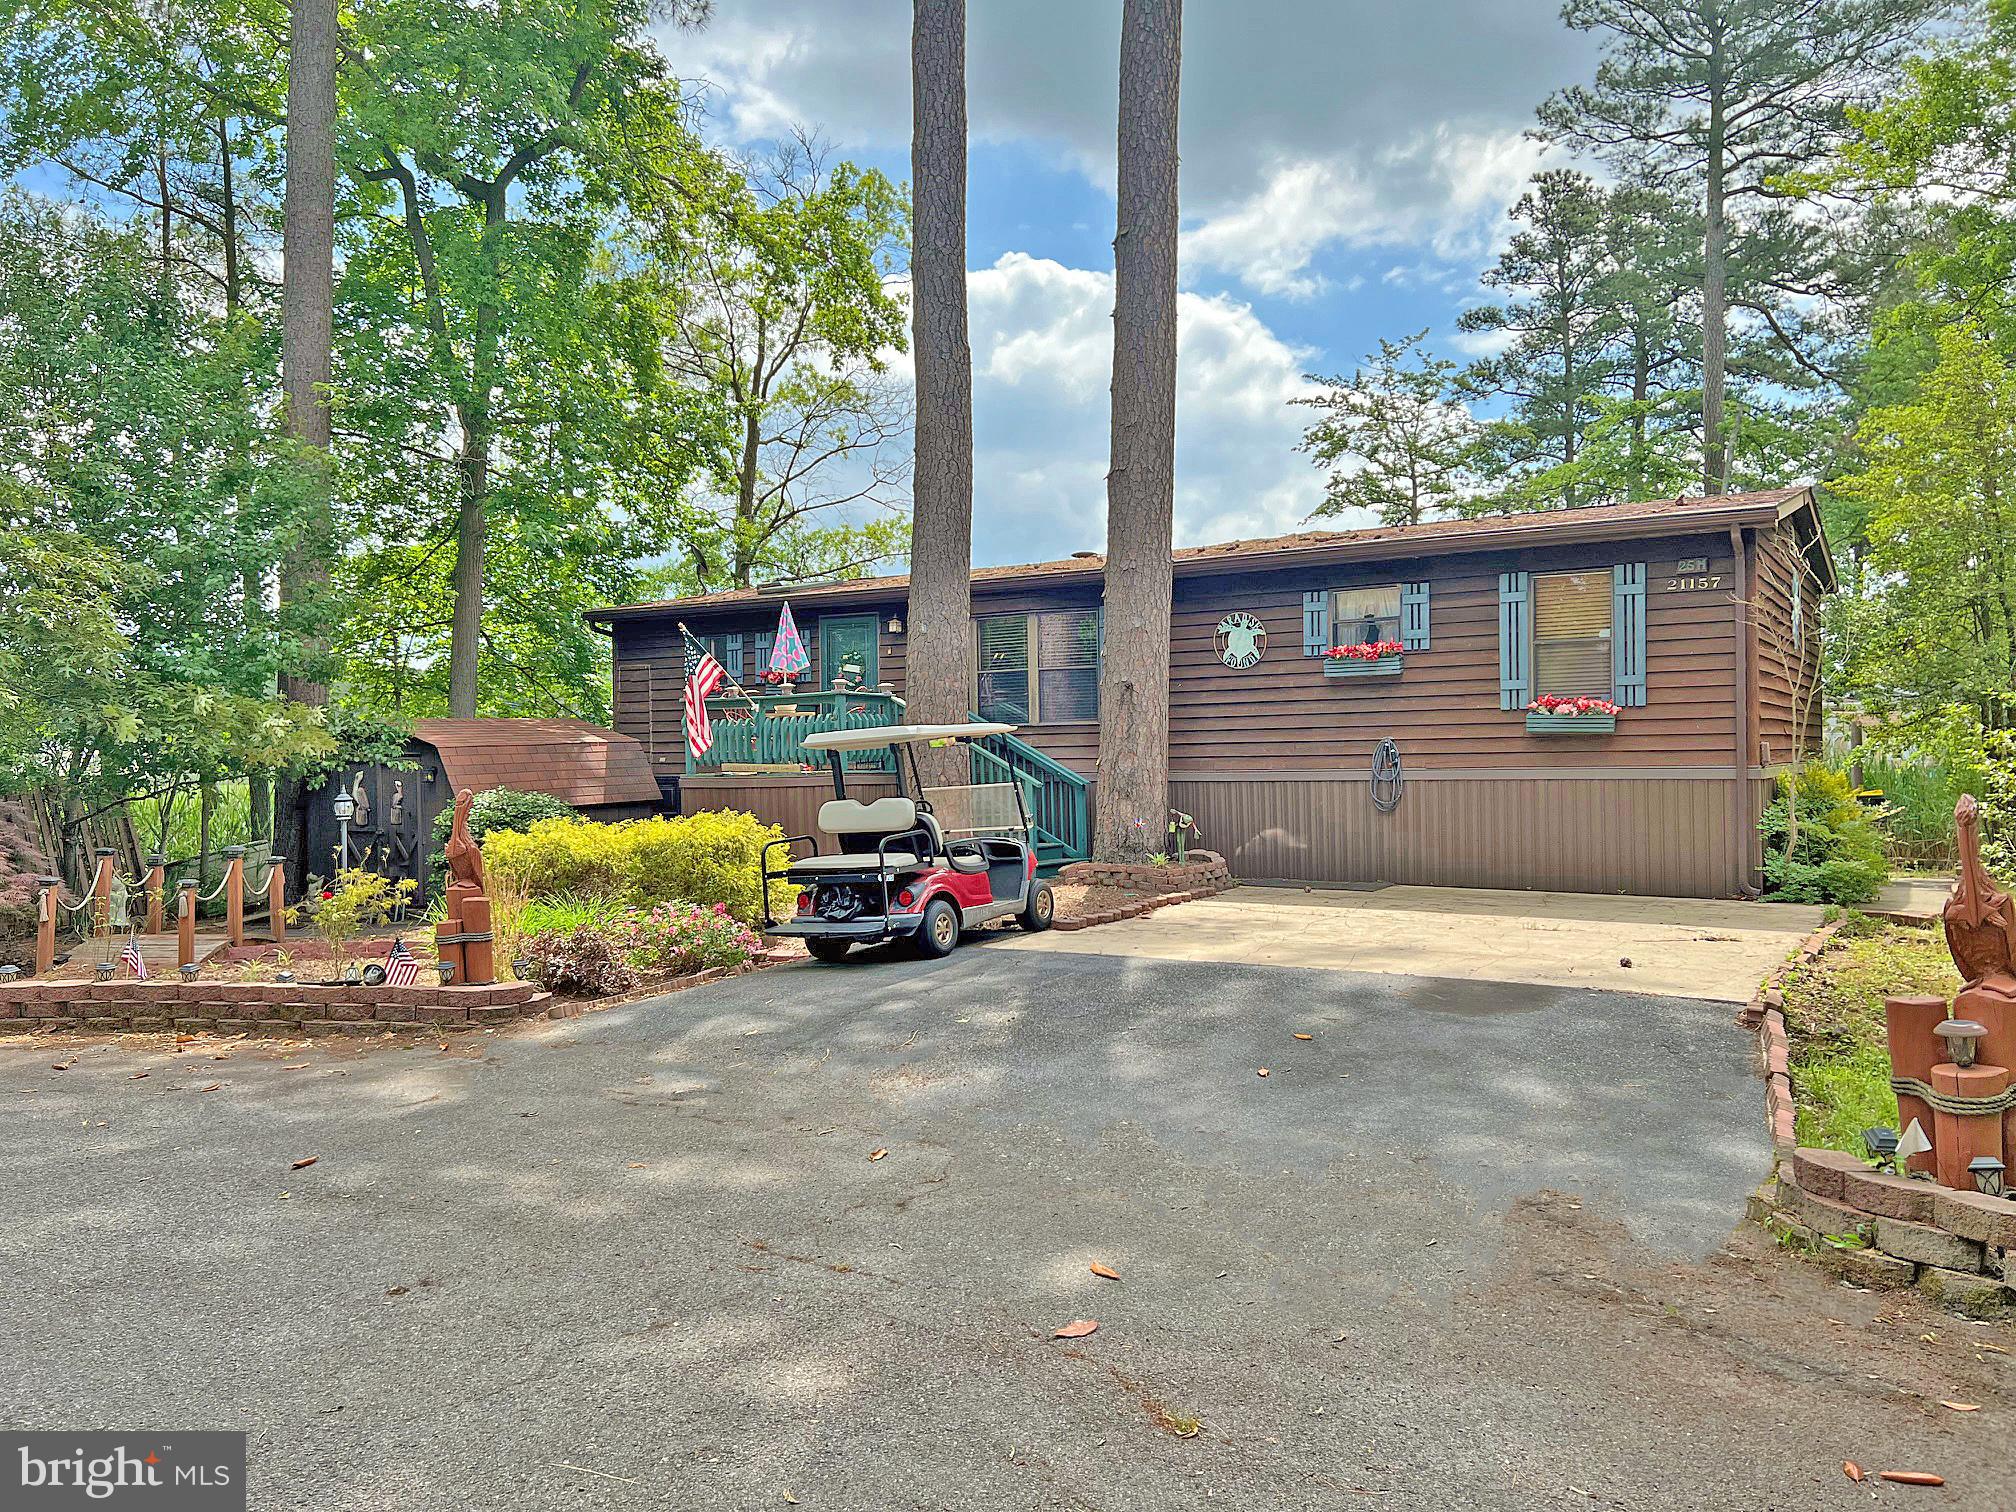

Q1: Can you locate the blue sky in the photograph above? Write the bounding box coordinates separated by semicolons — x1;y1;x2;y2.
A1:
668;0;1604;568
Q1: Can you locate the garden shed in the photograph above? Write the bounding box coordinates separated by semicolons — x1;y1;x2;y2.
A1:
299;718;664;898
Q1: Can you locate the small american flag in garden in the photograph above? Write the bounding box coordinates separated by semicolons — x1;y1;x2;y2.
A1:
383;936;419;988
118;936;148;980
682;628;728;758
769;600;809;676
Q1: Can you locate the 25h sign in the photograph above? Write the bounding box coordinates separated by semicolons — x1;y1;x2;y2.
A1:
6;1433;245;1510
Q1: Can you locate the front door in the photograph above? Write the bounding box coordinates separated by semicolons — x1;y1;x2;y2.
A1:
819;614;880;689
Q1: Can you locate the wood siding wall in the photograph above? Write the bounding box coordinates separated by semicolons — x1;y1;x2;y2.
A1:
1751;526;1821;765
1173;772;1749;898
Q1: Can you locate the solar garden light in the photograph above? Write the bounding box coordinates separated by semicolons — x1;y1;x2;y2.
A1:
0;965;17;983
1862;1127;1899;1169
94;960;114;982
1935;1018;1988;1068
178;962;199;982
436;960;455;985
275;970;295;984
1969;1156;2007;1198
512;957;535;981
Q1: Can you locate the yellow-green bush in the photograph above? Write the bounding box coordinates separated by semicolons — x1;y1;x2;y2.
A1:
484;810;791;921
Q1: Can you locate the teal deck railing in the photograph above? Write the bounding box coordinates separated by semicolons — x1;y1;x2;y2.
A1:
687;690;906;775
968;722;1091;866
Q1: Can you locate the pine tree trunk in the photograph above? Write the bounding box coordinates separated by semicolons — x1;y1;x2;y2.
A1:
276;0;338;873
1701;43;1729;495
906;0;975;788
1093;0;1181;863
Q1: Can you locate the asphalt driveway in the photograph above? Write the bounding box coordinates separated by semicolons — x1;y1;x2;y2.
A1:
3;941;2010;1509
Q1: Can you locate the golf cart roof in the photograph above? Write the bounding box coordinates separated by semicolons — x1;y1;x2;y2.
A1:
799;722;1016;752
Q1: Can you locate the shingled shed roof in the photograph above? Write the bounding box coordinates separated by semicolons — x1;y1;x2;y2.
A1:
586;486;1827;622
411;719;662;809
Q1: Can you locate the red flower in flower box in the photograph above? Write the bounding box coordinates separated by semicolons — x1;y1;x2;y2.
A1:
1525;693;1623;717
1322;640;1406;662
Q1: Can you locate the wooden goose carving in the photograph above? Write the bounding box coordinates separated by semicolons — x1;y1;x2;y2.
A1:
443;787;487;892
1944;794;2016;986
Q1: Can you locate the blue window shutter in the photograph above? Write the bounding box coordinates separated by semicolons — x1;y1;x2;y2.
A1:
1401;581;1431;651
1612;562;1647;707
1497;571;1531;710
723;632;744;680
1302;590;1331;656
753;630;773;674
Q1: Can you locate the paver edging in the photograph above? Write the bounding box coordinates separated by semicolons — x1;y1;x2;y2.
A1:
1050;874;1235;933
1745;917;2016;1314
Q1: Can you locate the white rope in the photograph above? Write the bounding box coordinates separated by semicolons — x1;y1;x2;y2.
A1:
195;874;231;904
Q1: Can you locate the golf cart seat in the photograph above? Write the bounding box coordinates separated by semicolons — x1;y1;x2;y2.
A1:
813;795;946;868
789;850;923;872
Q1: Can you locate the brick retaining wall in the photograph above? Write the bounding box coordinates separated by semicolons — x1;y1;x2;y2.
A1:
0;977;552;1037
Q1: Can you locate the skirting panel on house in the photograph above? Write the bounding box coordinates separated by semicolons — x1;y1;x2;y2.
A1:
1170;774;1755;899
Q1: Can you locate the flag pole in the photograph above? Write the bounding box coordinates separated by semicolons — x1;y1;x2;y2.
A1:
677;621;761;709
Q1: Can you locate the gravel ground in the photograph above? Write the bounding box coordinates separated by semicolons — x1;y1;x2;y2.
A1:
3;940;2012;1510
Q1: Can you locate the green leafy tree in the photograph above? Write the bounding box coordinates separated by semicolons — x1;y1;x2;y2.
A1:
1295;332;1479;526
642;136;911;591
1538;0;1944;493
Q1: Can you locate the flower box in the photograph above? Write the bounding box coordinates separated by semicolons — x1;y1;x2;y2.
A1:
1324;654;1404;679
1524;711;1616;735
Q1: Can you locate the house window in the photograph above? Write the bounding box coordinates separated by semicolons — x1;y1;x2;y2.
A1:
1532;571;1612;697
974;609;1101;723
1331;585;1402;649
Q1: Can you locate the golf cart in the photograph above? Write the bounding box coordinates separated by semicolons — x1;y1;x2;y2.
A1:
759;722;1057;962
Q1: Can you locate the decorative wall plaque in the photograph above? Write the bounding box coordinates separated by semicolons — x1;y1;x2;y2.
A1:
1215;613;1267;669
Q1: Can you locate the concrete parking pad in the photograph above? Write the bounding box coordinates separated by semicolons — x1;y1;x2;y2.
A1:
1000;883;1824;1002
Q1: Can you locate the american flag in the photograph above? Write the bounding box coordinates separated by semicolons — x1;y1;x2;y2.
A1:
384;936;420;988
683;629;728;758
118;937;148;981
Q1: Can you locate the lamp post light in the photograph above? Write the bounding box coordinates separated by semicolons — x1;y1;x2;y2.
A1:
330;783;357;870
1934;1018;1988;1068
1968;1156;2007;1198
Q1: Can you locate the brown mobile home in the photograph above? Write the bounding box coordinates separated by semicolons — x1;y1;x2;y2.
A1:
586;488;1830;899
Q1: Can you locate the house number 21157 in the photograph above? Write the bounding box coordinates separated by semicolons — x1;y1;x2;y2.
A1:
1662;574;1724;592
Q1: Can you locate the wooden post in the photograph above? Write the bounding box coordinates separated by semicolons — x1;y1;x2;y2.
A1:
143;856;166;935
177;879;197;970
91;847;115;942
267;856;287;941
223;845;246;947
35;877;59;976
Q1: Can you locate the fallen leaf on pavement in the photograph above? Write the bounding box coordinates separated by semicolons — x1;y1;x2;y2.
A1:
51;1058;75;1071
290;1156;318;1170
130;1071;148;1080
1939;1401;1979;1412
627;1162;647;1169
782;1494;799;1506
386;1285;409;1297
1878;1471;1945;1486
867;1148;888;1161
174;1034;195;1044
279;1063;309;1071
1256;1068;1269;1078
1090;1263;1120;1280
1292;1032;1313;1041
1843;1461;1863;1483
199;1082;221;1092
1052;1319;1099;1339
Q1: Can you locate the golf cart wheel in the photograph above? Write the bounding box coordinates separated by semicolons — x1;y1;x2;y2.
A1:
917;896;960;958
1018;880;1056;932
806;938;852;963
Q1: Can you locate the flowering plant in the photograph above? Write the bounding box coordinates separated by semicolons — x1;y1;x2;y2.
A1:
1323;639;1405;661
619;899;761;976
1526;693;1623;717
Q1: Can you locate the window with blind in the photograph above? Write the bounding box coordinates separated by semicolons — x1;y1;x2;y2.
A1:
1330;585;1402;648
1532;571;1613;697
974;609;1101;723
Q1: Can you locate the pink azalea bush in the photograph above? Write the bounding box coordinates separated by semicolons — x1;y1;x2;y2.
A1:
1526;693;1623;717
1323;639;1406;661
619;900;761;977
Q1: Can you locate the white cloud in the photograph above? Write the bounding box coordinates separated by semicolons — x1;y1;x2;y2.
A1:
958;253;1324;564
1181;131;1548;300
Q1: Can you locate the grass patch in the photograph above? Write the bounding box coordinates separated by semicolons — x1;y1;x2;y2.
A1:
1779;916;1958;1155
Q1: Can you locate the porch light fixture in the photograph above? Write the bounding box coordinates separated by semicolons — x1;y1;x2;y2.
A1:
886;614;903;634
1969;1156;2007;1198
1935;1019;1988;1068
330;787;356;823
1862;1127;1899;1167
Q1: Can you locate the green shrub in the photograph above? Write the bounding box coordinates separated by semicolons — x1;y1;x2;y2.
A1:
484;809;790;921
518;891;629;938
619;901;761;975
521;922;638;997
1758;763;1889;905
